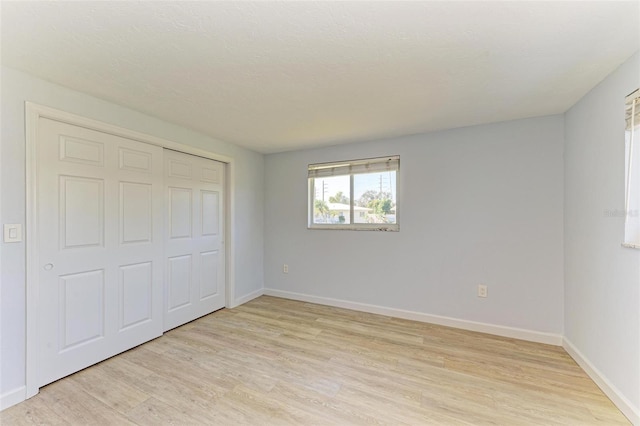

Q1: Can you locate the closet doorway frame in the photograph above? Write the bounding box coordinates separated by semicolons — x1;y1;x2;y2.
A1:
24;102;237;398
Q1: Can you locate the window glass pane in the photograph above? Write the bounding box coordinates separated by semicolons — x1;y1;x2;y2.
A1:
312;175;350;224
353;171;397;224
308;156;399;230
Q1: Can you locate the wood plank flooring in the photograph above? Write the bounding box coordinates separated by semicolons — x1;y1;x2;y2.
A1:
1;296;630;425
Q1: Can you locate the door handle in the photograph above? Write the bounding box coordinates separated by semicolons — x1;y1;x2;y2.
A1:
43;263;54;271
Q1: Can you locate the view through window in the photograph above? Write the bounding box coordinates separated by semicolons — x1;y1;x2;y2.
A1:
308;156;399;231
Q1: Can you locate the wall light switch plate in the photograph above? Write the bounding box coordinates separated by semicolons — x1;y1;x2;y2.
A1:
4;224;22;243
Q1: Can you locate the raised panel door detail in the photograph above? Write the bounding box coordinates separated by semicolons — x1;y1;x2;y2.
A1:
119;148;152;173
60;176;104;249
168;255;191;311
59;136;104;167
169;187;192;239
200;250;218;299
168;160;192;179
120;262;152;329
59;270;105;350
120;182;152;244
201;167;219;183
201;190;219;236
38;117;165;389
163;150;225;332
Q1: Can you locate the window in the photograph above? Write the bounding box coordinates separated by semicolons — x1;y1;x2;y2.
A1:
308;156;399;231
624;89;640;248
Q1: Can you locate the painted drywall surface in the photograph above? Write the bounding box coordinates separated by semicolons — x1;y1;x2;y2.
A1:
564;52;640;412
0;66;264;395
265;115;564;334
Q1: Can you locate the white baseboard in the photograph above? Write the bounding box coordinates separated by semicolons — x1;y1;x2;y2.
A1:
231;288;265;308
263;288;563;346
1;386;26;411
563;338;639;425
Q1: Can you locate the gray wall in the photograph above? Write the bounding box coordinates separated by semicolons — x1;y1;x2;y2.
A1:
264;115;565;334
0;67;264;396
564;52;640;414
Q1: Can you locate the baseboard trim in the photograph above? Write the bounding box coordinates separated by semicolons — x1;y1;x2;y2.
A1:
563;338;639;425
1;386;26;411
263;288;563;346
231;288;265;308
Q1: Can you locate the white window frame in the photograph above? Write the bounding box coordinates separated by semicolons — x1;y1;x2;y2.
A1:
308;155;400;231
623;89;640;249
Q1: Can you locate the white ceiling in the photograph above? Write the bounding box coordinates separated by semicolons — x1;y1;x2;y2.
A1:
2;1;639;153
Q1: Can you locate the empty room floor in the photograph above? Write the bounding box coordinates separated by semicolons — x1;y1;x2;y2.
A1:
1;296;629;425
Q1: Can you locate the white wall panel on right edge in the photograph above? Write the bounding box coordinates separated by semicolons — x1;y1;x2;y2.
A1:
264;115;565;335
564;52;640;418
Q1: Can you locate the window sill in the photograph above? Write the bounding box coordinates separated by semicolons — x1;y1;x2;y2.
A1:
308;225;399;232
621;242;640;249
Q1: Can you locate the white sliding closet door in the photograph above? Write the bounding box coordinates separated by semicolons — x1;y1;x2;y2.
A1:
37;118;164;386
164;149;225;331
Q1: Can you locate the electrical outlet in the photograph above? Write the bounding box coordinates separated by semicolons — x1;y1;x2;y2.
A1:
283;264;289;274
478;284;488;298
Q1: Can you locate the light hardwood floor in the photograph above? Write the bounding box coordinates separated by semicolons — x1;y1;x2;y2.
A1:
2;296;629;425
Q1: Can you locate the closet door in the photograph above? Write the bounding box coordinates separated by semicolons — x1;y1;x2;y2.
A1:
164;150;225;330
37;118;164;386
